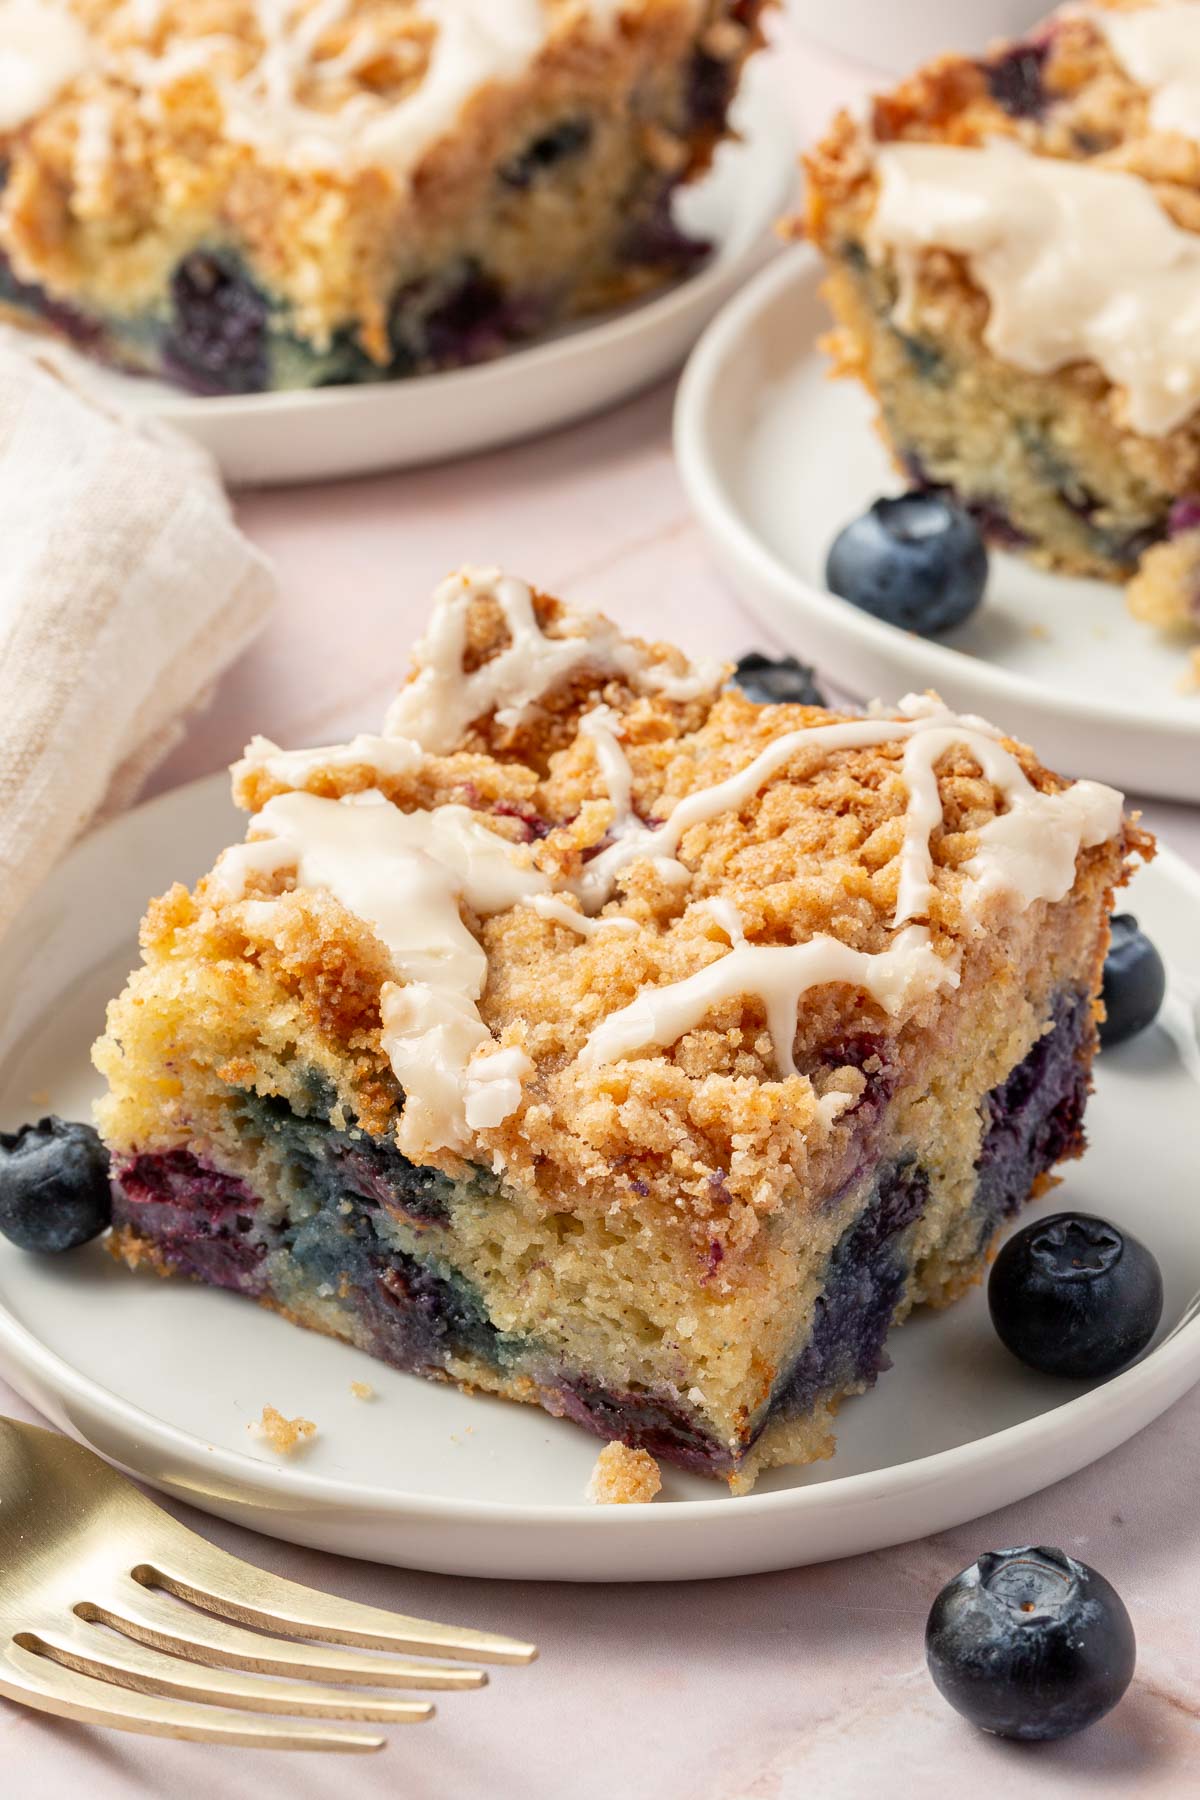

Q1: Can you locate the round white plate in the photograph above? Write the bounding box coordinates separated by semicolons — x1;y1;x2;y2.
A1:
24;65;793;487
0;778;1198;1580
674;247;1200;804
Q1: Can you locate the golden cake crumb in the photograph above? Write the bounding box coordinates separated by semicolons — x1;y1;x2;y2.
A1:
586;1441;663;1505
349;1380;375;1400
253;1404;317;1455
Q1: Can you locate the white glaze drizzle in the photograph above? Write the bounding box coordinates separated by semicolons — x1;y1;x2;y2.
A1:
0;0;90;131
210;570;1125;1142
384;567;721;754
582;926;957;1075
16;1;643;181
1089;2;1200;148
869;137;1200;436
527;893;638;937
215;786;547;1157
579;696;1123;1071
577;713;927;913
235;731;424;785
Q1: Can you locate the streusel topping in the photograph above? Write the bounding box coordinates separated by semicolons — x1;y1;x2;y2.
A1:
178;569;1135;1221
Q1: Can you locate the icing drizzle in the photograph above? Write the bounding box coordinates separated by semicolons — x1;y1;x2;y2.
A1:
0;1;655;181
1090;2;1200;150
212;567;1125;1150
384;567;722;754
869;137;1200;437
0;0;90;132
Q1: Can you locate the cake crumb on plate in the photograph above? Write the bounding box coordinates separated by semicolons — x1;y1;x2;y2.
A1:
252;1404;316;1455
349;1380;374;1400
587;1442;663;1505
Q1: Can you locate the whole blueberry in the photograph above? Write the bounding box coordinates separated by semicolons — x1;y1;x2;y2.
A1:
733;652;827;708
989;1212;1163;1380
825;494;988;633
926;1546;1135;1741
1099;915;1166;1047
0;1117;112;1252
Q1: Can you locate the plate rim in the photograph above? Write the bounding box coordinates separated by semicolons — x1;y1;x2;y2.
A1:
0;771;1198;1536
673;244;1200;744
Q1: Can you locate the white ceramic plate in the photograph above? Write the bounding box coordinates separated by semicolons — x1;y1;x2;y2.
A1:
21;64;793;487
0;777;1198;1580
674;247;1200;805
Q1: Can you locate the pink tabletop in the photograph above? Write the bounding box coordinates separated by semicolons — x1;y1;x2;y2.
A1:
4;20;1199;1795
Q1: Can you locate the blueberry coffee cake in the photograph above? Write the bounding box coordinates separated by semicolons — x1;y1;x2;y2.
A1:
800;0;1200;649
0;1;767;394
93;570;1146;1489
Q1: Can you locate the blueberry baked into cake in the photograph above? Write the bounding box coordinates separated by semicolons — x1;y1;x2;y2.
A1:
801;0;1200;651
93;571;1145;1489
0;0;767;393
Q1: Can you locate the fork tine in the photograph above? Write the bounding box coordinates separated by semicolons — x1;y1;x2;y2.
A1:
19;1623;435;1723
81;1583;491;1688
131;1539;537;1664
0;1641;383;1752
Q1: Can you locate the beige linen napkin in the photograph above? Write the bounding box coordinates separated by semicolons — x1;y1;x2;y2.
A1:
0;341;275;938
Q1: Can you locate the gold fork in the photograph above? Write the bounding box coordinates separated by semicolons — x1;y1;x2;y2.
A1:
0;1415;535;1752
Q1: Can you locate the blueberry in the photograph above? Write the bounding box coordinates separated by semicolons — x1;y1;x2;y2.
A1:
733;652;826;707
980;41;1051;120
0;1117;112;1252
500;117;593;189
165;252;269;394
988;1212;1163;1379
825;494;988;633
926;1546;1136;1741
1099;915;1166;1047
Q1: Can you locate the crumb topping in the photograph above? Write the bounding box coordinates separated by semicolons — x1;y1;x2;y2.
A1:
586;1439;662;1503
252;1402;317;1453
146;569;1141;1228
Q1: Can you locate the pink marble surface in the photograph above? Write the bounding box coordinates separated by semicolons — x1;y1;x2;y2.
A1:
4;18;1200;1796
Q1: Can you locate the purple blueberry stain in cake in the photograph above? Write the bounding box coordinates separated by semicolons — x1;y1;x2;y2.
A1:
106;989;1100;1477
979;37;1053;120
707;1170;733;1209
549;1374;727;1475
489;799;552;841
113;1149;270;1292
810;1031;896;1119
973;987;1091;1245
163;251;270;395
765;1155;930;1434
1167;496;1200;538
0;250;105;354
965;497;1034;553
686;0;757;132
499;117;593;189
620;182;711;273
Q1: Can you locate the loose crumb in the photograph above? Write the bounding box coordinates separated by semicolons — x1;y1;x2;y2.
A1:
28;1089;50;1108
252;1404;317;1455
349;1380;374;1400
586;1441;662;1505
1178;648;1200;694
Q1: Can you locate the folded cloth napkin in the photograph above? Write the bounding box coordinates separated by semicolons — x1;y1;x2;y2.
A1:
0;340;275;939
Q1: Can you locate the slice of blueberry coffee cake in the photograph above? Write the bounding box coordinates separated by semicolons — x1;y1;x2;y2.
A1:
0;1;767;394
93;570;1147;1490
799;0;1200;655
